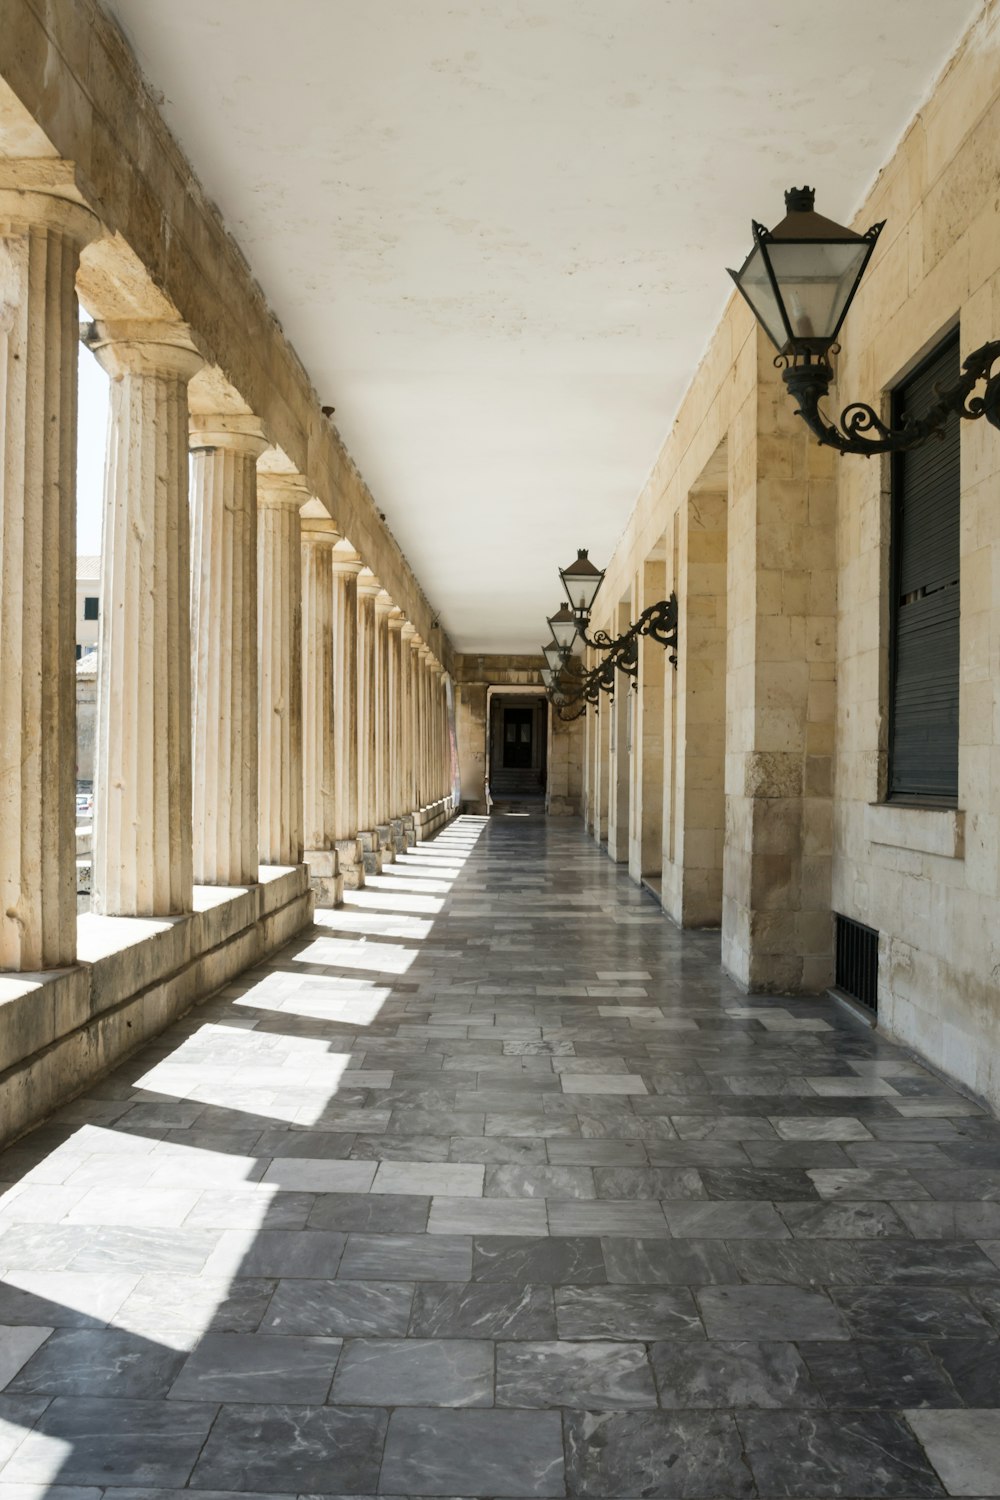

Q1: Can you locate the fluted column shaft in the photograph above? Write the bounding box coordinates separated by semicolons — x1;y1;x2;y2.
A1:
330;548;363;887
0;181;98;968
88;320;203;917
301;520;340;850
189;416;268;886
331;550;362;842
356;575;380;833
257;472;306;866
401;626;417;815
419;648;433;809
387;613;405;820
373;592;393;834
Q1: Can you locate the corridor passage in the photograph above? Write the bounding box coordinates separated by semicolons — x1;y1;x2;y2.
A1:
1;815;999;1496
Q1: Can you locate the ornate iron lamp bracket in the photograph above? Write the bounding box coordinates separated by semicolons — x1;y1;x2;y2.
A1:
547;592;679;719
780;341;1000;457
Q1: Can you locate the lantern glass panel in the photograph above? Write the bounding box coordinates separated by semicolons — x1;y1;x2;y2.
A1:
765;239;871;347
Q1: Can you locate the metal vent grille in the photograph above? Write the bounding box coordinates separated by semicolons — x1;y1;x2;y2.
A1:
835;913;879;1013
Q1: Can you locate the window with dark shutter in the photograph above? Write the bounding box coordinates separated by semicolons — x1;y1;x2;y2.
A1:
888;332;961;803
83;596;99;620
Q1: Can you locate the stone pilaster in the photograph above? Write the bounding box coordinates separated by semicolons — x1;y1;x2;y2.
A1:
0;172;98;968
257;468;307;868
87;319;203;917
356;570;383;874
189;415;268;886
301;518;343;906
329;544;364;887
373;590;394;860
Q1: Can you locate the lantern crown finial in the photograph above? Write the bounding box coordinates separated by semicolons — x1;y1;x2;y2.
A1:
784;186;815;214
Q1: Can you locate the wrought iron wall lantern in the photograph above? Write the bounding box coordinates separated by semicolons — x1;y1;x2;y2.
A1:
729;186;1000;457
541;548;680;719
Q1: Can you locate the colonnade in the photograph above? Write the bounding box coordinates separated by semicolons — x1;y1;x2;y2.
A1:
0;179;454;976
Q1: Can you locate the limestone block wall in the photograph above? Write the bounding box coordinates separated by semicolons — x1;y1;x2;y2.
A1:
828;4;1000;1107
585;1;1000;1106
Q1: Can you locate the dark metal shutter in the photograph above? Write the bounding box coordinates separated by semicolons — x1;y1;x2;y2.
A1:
889;333;960;801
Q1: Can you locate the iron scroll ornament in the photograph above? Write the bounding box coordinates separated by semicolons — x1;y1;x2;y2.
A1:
778;340;1000;457
547;592;679;719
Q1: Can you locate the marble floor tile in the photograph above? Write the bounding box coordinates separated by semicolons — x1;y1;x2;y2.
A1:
906;1408;1000;1496
260;1276;413;1335
652;1338;822;1408
331;1336;493;1406
191;1402;387;1492
555;1284;702;1340
0;1327;52;1392
563;1409;753;1497
371;1161;485;1197
428;1197;548;1235
6;1329;183;1399
337;1231;472;1281
306;1191;429;1233
379;1407;565;1496
167;1330;341;1402
2;1397;217;1487
496;1338;657;1408
472;1234;606;1283
697;1284;849;1340
410;1279;557;1339
739;1410;945;1496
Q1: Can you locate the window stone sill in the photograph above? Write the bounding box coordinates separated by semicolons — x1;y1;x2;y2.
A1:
865;803;965;859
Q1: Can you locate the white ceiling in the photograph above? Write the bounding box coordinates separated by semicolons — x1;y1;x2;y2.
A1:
106;0;979;652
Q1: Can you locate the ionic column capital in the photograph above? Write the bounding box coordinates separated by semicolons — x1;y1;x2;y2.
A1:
400;621;417;643
84;319;205;382
189;412;269;459
387;608;406;632
374;589;395;619
409;633;425;654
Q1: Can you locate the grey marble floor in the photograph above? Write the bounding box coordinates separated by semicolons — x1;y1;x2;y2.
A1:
1;813;1000;1498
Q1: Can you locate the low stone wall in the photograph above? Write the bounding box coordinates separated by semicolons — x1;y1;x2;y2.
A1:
414;797;457;841
0;866;312;1147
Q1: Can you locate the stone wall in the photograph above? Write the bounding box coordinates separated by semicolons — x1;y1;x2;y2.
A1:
585;3;1000;1106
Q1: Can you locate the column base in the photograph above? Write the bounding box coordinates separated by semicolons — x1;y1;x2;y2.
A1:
304;847;344;908
358;829;384;876
375;823;396;864
336;836;365;890
390;817;409;853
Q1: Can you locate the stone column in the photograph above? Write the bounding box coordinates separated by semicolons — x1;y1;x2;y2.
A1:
373;590;394;861
419;647;433;813
301;517;343;906
257;469;307;867
387;610;407;850
189;415;268;887
87;319;203;917
330;544;364;889
400;623;418;841
356;570;383;874
0;172;98;969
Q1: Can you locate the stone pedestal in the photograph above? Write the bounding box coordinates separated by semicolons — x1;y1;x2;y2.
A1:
87;319;204;917
257;469;306;868
331;545;364;889
0;174;98;969
302;518;343;907
189;415;268;886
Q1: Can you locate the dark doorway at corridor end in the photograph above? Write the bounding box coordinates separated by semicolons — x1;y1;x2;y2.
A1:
488;694;547;812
